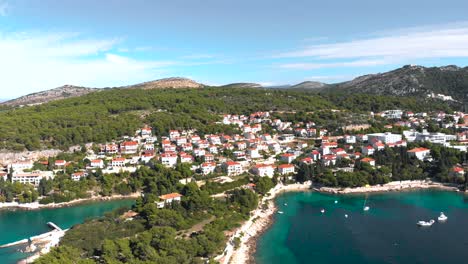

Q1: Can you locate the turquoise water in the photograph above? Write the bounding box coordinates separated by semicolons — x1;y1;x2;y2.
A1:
0;199;134;264
255;190;468;264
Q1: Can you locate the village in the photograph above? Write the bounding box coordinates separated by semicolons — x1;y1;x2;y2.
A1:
1;109;468;207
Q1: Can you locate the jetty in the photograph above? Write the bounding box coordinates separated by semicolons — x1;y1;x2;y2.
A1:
0;222;63;249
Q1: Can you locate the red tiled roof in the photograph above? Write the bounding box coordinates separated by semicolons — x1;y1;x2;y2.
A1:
159;193;182;200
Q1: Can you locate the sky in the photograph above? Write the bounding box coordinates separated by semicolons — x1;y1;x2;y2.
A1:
2;0;468;98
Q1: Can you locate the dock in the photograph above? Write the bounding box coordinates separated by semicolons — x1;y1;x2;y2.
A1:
0;222;63;248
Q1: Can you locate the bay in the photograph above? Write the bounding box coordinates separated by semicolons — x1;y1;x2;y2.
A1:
255;190;468;264
0;199;135;264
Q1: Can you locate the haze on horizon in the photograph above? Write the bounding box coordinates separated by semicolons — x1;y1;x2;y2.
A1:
2;0;468;98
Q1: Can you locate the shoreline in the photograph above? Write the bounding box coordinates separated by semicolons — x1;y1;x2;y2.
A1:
0;192;140;211
217;179;462;264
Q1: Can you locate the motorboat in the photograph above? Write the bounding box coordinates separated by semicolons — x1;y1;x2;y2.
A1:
334;200;338;204
417;220;435;227
344;214;348;218
278;211;284;214
438;212;448;222
363;206;370;211
320;209;325;213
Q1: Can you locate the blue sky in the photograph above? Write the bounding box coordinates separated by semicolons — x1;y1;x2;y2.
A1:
2;0;468;98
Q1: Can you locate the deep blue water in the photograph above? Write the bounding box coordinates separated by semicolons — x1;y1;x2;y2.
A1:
255;190;468;264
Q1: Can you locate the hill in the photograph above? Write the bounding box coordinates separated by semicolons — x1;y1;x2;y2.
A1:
325;65;468;100
126;77;203;90
2;85;99;107
290;81;329;90
218;83;262;89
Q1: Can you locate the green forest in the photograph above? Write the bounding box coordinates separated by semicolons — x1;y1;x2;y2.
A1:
0;87;454;151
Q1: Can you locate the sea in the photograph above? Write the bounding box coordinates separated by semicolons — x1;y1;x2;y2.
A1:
255;190;468;264
0;199;134;264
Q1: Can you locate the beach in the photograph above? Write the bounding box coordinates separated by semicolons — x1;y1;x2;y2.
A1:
0;192;140;211
217;179;462;264
216;181;312;264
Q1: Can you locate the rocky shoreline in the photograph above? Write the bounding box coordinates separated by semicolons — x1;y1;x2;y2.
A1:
0;192;140;211
316;180;460;194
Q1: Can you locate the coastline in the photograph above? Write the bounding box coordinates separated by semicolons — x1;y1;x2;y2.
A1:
217;179;462;264
0;192;140;211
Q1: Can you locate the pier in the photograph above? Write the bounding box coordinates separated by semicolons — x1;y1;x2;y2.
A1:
0;222;63;249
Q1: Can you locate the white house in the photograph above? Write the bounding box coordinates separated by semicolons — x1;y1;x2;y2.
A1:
71;171;88;181
247;148;261;159
160;153;178;167
111;158;127;167
367;132;402;144
120;141;138;154
407;147;431;161
278;164;295;175
201;162;217;175
156;193;183;208
11;172;49;186
223;161;243;176
362;146;375;156
280;153;296;164
360;157;376;167
90;159;104;169
10;160;34;172
252;164;275;177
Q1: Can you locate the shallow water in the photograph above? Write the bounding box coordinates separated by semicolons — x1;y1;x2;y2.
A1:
0;199;134;264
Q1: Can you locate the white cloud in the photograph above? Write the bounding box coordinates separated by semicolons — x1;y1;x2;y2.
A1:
0;31;177;98
276;22;468;69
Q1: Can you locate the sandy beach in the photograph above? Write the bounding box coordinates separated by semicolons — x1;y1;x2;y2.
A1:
0;192;140;211
216;179;462;264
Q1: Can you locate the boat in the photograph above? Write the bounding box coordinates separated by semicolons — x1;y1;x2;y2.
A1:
278;211;284;214
363;195;370;211
284;203;288;206
416;220;435;227
334;200;338;204
320;209;325;213
438;212;448;221
344;214;348;218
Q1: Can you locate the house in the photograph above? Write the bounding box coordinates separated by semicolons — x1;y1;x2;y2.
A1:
310;150;321;161
10;160;34;172
247;148;261;159
54;160;67;167
450;166;465;178
236;142;247;150
268;142;281;154
321;142;338;155
208;145;218;154
367;132;402;144
197;140;209;149
300;157;314;165
140;127;152;136
169;130;181;141
11;172;43;186
111;157;127;167
222;161;243;176
160;153;178;167
362;146;375;156
201;162;217;175
360;157;376;167
156;193;183;208
90;159;104;169
407;147;431;161
102;144;119;154
193;148;206;157
373;142;385;151
141;152;155;163
163;144;177;153
176;137;188;146
344;135;356;144
204;153;215;162
120;141;138;154
179;153;194;163
252;164;275;177
321;154;337;166
280;153;296;164
278;164;295;175
71;171;87;181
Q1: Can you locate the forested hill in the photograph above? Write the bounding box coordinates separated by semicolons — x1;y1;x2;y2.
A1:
321;65;468;100
0;87;454;151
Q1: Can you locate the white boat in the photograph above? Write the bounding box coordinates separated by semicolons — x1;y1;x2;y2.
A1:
344;214;348;218
438;212;448;221
417;220;435;227
363;195;370;211
284;203;288;206
363;206;370;211
334;200;338;204
320;209;325;213
278;211;284;214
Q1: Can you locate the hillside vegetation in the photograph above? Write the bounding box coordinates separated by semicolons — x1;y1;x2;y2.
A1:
0;87;453;151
